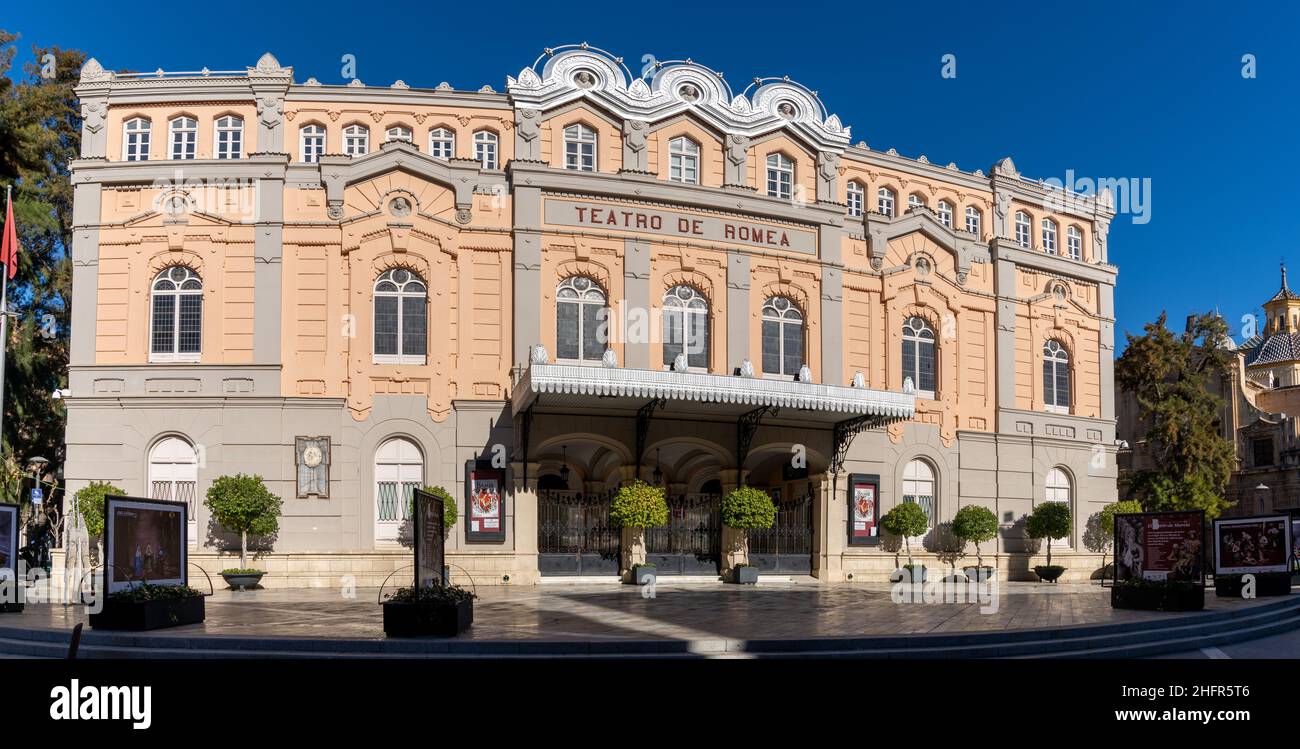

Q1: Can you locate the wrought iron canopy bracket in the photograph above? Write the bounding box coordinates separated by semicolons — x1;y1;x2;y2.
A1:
831;413;890;475
634;397;668;478
736;405;780;476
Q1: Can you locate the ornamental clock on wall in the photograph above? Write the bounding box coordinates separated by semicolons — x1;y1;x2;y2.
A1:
295;437;331;498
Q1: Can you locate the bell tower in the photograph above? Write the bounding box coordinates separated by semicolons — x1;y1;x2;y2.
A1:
1263;263;1300;334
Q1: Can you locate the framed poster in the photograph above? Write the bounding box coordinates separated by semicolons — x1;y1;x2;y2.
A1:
1214;514;1291;576
1113;510;1205;584
465;460;505;543
0;502;17;585
412;488;446;589
847;473;881;546
1290;510;1300;573
104;495;188;593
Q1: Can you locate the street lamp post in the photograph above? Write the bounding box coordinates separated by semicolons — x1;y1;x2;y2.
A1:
1255;483;1271;514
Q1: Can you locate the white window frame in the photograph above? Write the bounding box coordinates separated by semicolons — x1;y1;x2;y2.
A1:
149;436;200;544
761;296;804;378
374;437;424;545
428;128;455;159
661;285;709;370
901;459;936;542
168;117;196;160
214;115;243;160
474;130;499;170
564;124;597;172
372;268;428;365
1043;467;1073;548
937;200;953;228
123;117;151;162
149;266;203;363
385;126;413;144
965;206;982;235
669;136;700;184
907;193;926;212
1043;339;1071;414
343;124;370;157
300;124;326;163
765;153;794;199
846;182;865;217
1066;225;1082;260
877;187;896;217
555;276;608;362
1015;211;1032;248
902;316;937;399
1042;218;1058;254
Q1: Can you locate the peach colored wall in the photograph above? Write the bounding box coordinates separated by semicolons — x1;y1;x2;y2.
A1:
841;159;995;236
539;105;622;172
285;102;515;162
106;103;259;161
645;118;725;188
747;134;817;199
648;244;728;372
1011;268;1103;418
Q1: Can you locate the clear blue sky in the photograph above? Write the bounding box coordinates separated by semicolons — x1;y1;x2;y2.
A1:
6;0;1296;351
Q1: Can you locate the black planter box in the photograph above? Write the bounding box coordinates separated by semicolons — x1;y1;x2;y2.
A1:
89;595;206;630
382;599;473;637
1034;565;1067;583
221;572;265;591
732;566;759;584
1214;573;1292;598
0;602;23;614
962;566;995;582
1111;584;1205;611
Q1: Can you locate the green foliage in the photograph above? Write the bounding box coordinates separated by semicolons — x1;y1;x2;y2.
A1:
881;501;930;539
1116;311;1236;519
204;474;282;537
1099;500;1144;539
720;486;776;530
219;568;263;575
1025;502;1072;541
73;481;123;537
608;480;669;528
405;485;458;528
385;581;476;604
108;583;203;602
951;504;999;567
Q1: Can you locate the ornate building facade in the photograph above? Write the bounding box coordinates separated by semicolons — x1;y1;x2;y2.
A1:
65;46;1119;586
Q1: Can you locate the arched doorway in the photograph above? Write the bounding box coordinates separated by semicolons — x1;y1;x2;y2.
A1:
374;437;423;545
745;447;819;575
149;436;198;547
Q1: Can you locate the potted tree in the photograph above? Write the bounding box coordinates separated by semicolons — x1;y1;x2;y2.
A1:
204;474;283;590
1026;502;1071;582
952;505;999;582
382;580;476;637
721;486;776;584
88;582;207;630
74;480;125;565
608;480;669;585
881;502;930;583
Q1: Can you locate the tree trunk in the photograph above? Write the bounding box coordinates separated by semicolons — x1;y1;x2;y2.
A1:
975;542;982;569
240;529;248;570
1045;537;1052;568
904;536;914;568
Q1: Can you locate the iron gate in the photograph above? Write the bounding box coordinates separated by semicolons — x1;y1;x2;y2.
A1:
645;493;722;575
538;490;621;576
749;493;813;574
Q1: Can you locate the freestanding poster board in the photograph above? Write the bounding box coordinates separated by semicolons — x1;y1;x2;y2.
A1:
1213;514;1292;597
465;460;505;543
1113;510;1205;584
412;488;446;589
846;473;880;546
0;502;20;612
103;495;188;594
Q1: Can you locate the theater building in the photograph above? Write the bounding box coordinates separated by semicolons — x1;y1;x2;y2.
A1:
64;45;1119;586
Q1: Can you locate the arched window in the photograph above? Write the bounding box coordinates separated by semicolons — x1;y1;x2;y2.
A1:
1041;218;1058;254
374;437;423;544
902;459;936;538
373;268;427;364
662;285;709;370
1066;225;1083;260
1014;211;1032;248
765;153;794;199
150;436;199;541
474;130;498;170
1044;467;1072;547
123;117;151;161
150;266;202;362
907;193;926;211
299;124;325;163
902;316;936;398
385;126;413;143
937;200;953;228
846;181;865;217
168;117;196;160
214;115;243;160
1043;339;1070;413
556;276;607;361
877;187;896;217
564;124;597;171
761;296;804;377
669;136;700;184
343;124;370;157
965;206;982;236
428;128;455;159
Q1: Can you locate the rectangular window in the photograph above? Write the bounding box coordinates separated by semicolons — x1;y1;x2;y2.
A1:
761;319;781;374
177;295;202;353
663;309;683;367
402;299;427;357
582;306;605;360
374;297;399;356
781;323;802;375
687;312;708;369
1254;438;1274;467
556;303;580;360
151;295;174;353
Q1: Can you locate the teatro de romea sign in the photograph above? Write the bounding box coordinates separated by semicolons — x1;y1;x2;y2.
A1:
544;198;818;254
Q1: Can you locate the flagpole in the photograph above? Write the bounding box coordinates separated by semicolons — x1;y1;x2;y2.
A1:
0;184;8;471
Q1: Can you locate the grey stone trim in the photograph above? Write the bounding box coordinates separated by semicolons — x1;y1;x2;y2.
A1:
513;184;543;369
624;238;650;369
820;263;844;384
253;173;284;368
996;407;1115;444
990;239;1119;286
1098;282;1117;421
79;95;109;159
317;142;494;218
842;146;993;195
621;119;649;172
514;108;541;161
508;159;844;227
69;183;103;368
285;86;511;108
68;363;283;399
726;252;750;373
994;257;1019;412
70;155;291;186
864;208;988;276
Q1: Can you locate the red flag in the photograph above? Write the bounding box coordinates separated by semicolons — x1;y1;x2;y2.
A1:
0;194;16;280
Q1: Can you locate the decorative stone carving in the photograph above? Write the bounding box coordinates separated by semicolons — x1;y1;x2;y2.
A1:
797;364;813;382
79;57;113;83
673;353;690;372
531;345;550;365
739;359;755;378
903;377;915;394
622;119;648;171
80;101;106;134
870;257;883;271
852;371;866;388
455;208;473;225
601;349;619;368
256;96;283;131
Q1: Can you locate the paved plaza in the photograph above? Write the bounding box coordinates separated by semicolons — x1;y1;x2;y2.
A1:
5;579;1277;644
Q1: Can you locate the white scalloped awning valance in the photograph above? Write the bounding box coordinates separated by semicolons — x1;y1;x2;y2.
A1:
514;364;914;419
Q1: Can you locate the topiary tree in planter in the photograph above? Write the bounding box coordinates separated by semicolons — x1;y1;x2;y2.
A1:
204;474;283;573
74;481;125;564
609;480;669;580
1025;502;1072;581
721;486;776;583
881;501;929;578
952;504;999;580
